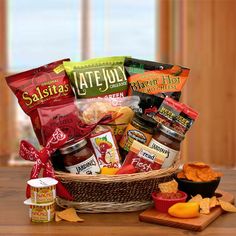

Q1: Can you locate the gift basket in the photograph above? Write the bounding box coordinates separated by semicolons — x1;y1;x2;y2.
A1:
5;56;198;213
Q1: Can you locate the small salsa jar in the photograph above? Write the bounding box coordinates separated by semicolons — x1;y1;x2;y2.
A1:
119;112;157;152
148;124;185;168
59;139;101;175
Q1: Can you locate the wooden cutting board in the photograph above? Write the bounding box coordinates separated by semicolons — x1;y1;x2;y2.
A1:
139;190;234;231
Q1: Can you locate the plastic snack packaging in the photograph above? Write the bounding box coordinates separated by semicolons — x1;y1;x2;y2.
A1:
64;56;129;99
5;58;75;144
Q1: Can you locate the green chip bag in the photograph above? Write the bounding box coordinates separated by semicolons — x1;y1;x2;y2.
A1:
64;56;129;99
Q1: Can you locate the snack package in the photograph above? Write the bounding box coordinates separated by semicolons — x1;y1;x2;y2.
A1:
122;140;166;172
89;126;121;168
5;59;75;144
63;56;129;99
37;98;81;145
172;104;199;134
153;97;184;127
125;58;190;97
76;96;140;141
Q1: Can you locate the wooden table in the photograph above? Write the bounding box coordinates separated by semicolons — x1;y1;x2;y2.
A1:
0;167;236;236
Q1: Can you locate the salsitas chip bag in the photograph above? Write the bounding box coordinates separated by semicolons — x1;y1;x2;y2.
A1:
63;56;128;99
5;59;75;144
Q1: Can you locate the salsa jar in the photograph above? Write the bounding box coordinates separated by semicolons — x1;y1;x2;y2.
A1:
119;112;157;152
60;139;101;175
148;124;185;168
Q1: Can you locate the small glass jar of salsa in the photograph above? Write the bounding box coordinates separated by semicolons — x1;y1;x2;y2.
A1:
59;139;100;175
119;112;156;151
148;124;185;168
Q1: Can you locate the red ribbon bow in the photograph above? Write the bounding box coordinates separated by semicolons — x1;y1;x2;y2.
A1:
19;128;73;200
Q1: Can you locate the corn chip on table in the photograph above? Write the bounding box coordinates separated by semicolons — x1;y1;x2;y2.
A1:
0;166;236;236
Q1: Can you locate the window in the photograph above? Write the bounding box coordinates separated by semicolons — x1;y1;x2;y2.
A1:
4;0;156;164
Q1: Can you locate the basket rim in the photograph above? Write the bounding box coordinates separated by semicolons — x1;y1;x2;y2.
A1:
55;155;181;183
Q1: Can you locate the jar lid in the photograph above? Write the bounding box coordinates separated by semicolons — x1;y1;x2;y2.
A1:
158;124;185;141
134;112;157;128
59;139;87;155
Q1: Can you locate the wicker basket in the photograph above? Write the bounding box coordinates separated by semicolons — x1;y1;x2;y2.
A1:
55;157;180;213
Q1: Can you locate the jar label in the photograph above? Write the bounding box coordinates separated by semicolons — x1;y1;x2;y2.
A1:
119;123;153;151
148;139;179;168
65;154;100;175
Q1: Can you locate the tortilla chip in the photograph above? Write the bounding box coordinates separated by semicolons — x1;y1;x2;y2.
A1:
158;180;178;193
209;196;219;208
219;200;236;213
200;198;210;214
57;208;84;222
177;171;185;179
189;194;203;203
55;212;62;222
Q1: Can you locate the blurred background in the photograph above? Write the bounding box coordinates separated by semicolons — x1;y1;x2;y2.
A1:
0;0;235;167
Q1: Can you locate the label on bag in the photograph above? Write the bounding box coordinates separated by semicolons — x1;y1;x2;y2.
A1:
148;138;179;168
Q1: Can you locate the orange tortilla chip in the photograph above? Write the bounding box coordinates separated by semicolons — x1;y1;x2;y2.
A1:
55;212;62;222
177;171;185;179
57;208;84;222
219;200;236;213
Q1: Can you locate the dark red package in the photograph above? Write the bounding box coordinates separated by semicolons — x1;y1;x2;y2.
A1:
122;140;165;172
5;59;75;144
172;104;199;134
37;98;81;146
153;97;184;126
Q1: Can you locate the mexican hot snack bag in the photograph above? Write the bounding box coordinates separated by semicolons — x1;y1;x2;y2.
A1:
63;56;128;99
125;58;190;100
5;59;75;144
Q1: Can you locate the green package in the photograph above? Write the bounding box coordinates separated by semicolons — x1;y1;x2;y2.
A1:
64;56;129;99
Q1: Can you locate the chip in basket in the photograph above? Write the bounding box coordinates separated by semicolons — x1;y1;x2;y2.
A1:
158;180;178;193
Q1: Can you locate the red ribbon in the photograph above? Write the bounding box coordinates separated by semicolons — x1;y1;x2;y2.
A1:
19;128;74;200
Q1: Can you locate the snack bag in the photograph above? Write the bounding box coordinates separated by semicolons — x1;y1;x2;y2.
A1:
37;98;81;145
89;126;121;168
76;96;140;141
153;97;184;127
122;140;165;172
125;58;190;97
64;56;128;99
5;59;75;144
172;104;199;134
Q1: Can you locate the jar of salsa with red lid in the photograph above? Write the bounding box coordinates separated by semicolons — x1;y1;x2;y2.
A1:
59;139;101;175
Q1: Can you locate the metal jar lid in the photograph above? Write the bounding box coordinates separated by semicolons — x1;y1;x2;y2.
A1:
59;139;87;155
158;124;185;141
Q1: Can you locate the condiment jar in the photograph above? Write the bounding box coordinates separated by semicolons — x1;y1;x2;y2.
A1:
148;124;185;168
119;112;157;152
60;139;101;175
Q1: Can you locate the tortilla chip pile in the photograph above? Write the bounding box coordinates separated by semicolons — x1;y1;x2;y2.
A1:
177;162;223;182
55;208;84;222
189;194;236;214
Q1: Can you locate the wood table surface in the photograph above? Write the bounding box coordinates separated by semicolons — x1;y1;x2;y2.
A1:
0;167;236;236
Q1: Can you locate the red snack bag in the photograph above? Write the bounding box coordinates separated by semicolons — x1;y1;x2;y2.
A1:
153;97;184;127
172;104;199;134
5;59;75;144
37;98;81;145
89;126;121;168
122;140;165;172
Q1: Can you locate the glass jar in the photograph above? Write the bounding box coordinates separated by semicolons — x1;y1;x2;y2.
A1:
119;112;157;154
148;124;185;168
59;139;100;175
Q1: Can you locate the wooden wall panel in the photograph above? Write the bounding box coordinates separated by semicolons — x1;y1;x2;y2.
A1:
159;0;236;166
